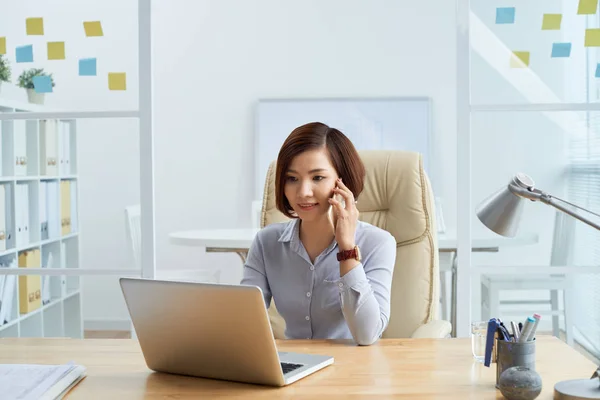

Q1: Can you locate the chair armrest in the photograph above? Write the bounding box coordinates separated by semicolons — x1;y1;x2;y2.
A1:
410;320;452;338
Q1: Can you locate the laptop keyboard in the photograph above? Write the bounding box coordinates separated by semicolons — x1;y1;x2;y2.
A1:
281;362;304;374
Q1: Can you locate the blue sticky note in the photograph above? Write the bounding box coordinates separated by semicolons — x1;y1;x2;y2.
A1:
32;75;52;93
496;7;515;24
551;42;572;57
16;45;33;63
79;58;97;76
595;63;600;77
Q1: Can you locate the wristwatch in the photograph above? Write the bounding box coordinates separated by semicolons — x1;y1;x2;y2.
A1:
337;245;361;262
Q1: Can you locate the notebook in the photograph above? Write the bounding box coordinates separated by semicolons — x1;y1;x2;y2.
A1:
0;362;86;400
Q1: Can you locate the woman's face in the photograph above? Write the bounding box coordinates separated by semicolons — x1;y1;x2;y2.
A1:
284;148;339;222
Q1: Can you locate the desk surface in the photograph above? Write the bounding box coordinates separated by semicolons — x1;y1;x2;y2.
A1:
168;228;539;251
0;336;594;399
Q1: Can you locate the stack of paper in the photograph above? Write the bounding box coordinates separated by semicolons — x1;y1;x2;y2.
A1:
0;362;86;399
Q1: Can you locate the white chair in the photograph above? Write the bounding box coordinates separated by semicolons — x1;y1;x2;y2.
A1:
124;204;221;338
480;211;575;344
125;204;221;283
125;205;142;269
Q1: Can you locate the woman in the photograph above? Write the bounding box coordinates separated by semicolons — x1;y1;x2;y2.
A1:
241;122;396;346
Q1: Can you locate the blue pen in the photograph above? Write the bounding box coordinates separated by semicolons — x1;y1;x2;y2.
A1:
484;318;499;367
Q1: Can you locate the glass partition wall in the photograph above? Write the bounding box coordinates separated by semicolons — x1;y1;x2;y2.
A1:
458;0;600;361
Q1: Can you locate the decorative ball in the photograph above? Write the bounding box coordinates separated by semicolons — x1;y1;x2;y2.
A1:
498;366;542;400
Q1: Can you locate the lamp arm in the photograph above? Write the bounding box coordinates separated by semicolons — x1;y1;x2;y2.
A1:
509;185;600;232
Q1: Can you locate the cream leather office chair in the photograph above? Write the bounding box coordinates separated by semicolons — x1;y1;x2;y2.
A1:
260;150;452;339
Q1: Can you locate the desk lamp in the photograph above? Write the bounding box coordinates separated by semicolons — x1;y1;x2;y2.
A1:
475;173;600;400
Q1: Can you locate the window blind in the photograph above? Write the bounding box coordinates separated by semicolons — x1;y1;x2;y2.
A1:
567;113;600;358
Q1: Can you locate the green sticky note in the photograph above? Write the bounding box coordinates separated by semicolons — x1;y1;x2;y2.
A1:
585;29;600;47
0;37;5;55
26;17;44;35
47;42;65;60
83;21;103;37
108;72;126;90
578;0;598;14
542;14;562;30
510;51;530;68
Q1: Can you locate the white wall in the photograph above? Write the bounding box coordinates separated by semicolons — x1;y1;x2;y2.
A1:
152;0;458;286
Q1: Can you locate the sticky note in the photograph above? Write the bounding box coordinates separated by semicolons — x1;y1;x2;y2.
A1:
551;43;571;57
496;7;515;24
32;76;52;93
47;42;65;60
585;29;600;47
108;72;126;90
0;37;5;55
83;21;103;37
510;51;530;68
578;0;598;14
79;58;97;76
26;17;44;35
595;64;600;78
542;14;562;30
16;45;33;63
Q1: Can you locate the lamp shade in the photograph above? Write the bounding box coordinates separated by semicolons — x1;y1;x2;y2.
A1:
476;173;535;237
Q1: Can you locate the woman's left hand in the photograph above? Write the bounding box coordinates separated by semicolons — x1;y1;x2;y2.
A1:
328;178;358;250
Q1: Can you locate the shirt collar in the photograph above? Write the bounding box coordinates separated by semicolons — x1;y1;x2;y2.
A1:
278;218;339;263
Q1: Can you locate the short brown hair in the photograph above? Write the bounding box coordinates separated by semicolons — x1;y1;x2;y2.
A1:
275;122;365;218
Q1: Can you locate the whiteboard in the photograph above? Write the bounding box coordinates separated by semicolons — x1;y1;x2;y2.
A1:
254;97;431;200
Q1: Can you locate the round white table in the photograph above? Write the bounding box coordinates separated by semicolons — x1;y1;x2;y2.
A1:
168;228;539;261
168;228;539;337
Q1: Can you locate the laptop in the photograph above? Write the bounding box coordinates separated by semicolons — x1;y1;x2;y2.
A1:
119;277;334;387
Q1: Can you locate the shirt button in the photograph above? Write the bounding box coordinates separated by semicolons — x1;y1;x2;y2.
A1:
338;282;344;288
305;316;310;320
306;292;311;297
310;266;315;271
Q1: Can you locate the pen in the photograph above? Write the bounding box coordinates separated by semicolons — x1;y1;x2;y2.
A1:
510;321;519;342
526;313;541;341
518;317;535;343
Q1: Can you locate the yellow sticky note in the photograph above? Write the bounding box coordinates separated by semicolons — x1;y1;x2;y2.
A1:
108;73;126;90
542;14;562;30
26;17;44;35
0;37;5;55
83;21;103;37
578;0;598;14
47;42;65;60
510;51;530;68
585;29;600;47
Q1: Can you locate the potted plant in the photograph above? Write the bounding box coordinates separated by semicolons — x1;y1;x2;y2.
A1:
0;55;11;94
17;68;55;105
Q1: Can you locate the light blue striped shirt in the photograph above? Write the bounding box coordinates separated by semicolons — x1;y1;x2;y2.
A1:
240;218;396;345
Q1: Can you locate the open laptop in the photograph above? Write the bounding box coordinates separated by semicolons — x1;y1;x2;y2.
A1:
119;277;334;386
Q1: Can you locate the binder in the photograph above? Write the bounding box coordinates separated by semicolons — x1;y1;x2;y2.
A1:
40;120;58;176
40;182;48;240
18;249;41;314
16;183;30;247
63;122;71;175
0;272;16;324
70;181;77;232
60;181;71;235
58;122;71;176
0;185;5;251
14;120;27;176
47;181;59;238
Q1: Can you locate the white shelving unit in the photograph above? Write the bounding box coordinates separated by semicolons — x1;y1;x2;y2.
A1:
0;99;82;338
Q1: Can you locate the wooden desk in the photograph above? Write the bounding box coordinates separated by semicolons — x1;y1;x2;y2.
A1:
0;336;595;399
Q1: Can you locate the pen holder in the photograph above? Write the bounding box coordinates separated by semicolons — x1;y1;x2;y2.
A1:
495;338;536;388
